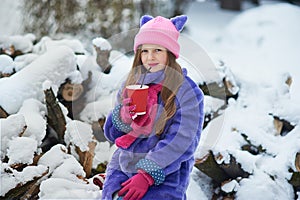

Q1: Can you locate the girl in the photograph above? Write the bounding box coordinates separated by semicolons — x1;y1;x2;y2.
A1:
101;15;204;200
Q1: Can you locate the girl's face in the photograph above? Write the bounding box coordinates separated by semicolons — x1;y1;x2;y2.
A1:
140;44;168;73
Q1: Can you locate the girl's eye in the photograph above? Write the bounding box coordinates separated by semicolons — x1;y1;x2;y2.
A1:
155;49;162;52
141;49;148;53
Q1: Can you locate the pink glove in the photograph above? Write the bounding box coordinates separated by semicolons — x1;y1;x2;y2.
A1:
118;171;154;200
120;98;136;124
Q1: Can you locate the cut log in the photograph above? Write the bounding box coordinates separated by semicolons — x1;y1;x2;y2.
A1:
217;153;250;179
19;170;48;200
272;115;295;136
220;0;242;11
1;45;23;59
296;152;300;172
200;82;227;101
95;46;112;74
0;105;9;118
58;72;92;119
195;151;230;184
241;133;265;155
92;118;107;142
203;103;227;129
285;75;292;87
289;172;300;187
44;87;66;143
223;78;239;101
0;69;16;78
199;78;238;103
61;82;84;102
10;151;43;172
273;117;283;136
75;141;97;178
1;168;48;199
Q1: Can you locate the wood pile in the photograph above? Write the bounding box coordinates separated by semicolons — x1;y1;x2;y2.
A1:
196;73;300;199
0;36;112;199
1;34;299;199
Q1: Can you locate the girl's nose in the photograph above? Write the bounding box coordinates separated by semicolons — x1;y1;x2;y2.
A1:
147;51;155;60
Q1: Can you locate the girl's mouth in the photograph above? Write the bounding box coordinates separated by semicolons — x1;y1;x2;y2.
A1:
148;63;159;67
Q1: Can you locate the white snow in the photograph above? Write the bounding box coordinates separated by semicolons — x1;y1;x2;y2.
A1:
17;98;47;146
64;120;94;152
0;163;48;196
221;179;239;193
93;141;117;169
0;54;15;74
39;177;101;199
0;114;26;159
0;1;300;199
0;45;77;114
7;137;37;165
92;37;112;51
0;34;35;54
37;144;101;199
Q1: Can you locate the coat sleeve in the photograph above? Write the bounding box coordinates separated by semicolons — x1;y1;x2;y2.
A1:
143;78;204;176
103;88;128;143
103;112;126;143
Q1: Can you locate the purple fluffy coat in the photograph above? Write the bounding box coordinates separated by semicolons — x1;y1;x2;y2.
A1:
102;68;204;200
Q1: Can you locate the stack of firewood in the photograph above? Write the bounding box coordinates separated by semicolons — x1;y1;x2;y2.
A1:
0;36;112;199
196;73;299;199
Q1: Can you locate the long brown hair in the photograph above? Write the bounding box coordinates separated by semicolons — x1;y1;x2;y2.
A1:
123;48;184;136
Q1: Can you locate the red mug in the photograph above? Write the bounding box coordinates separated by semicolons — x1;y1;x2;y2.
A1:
126;85;149;115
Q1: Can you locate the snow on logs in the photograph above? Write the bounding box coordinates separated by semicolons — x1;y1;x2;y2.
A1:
290;153;300;188
92;37;112;74
0;46;77;114
198;56;239;102
195;73;299;198
65;120;97;177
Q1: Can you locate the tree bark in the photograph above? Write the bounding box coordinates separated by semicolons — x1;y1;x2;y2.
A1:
296;152;300;172
61;82;84;102
75;141;97;178
44;87;66;143
58;71;92;120
220;0;242;11
0;106;9;118
92;118;107;142
289;172;300;187
272;115;295;136
218;154;250;179
1;169;48;200
95;46;112;74
195;151;230;184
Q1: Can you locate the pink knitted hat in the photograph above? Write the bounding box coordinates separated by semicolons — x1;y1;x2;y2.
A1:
134;15;187;59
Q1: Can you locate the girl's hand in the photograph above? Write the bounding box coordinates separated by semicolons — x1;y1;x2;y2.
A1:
118;172;153;200
120;98;136;124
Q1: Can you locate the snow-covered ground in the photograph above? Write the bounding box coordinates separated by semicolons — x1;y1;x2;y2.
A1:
1;1;300;199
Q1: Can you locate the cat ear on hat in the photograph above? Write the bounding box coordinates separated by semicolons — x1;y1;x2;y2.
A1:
140;15;154;27
170;15;188;32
